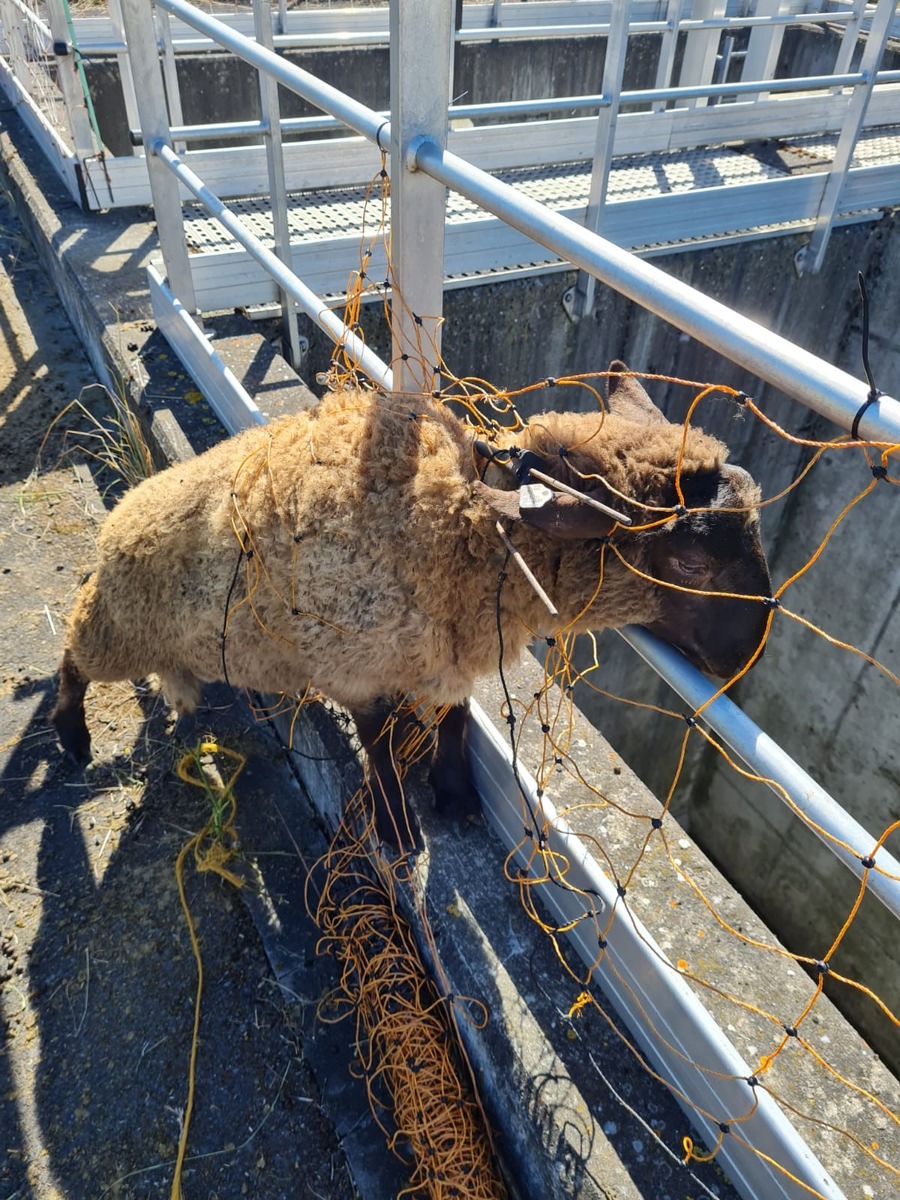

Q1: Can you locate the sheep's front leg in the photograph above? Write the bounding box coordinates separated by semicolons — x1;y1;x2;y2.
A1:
430;702;480;825
51;649;92;763
351;700;419;851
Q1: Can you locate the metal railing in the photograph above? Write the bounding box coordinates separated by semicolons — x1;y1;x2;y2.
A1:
3;0;900;232
115;3;900;1197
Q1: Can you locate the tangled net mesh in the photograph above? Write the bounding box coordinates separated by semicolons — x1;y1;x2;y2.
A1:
228;164;899;1198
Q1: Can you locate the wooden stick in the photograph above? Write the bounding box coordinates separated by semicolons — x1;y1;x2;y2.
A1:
495;522;559;618
525;466;632;526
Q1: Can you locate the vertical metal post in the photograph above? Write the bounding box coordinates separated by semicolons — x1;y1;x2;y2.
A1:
157;4;186;154
678;0;726;107
833;0;868;77
652;0;684;112
252;0;301;369
45;0;100;163
564;0;631;321
741;0;789;98
106;0;142;155
797;0;896;275
119;0;196;311
389;0;453;394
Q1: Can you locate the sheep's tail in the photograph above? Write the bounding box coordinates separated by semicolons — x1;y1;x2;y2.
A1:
51;647;92;763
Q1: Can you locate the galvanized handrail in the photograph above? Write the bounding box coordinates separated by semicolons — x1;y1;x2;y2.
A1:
411;137;900;443
56;2;863;55
621;627;900;917
148;66;900;146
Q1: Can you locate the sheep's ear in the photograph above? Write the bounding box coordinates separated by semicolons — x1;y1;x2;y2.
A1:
474;481;615;541
607;360;667;425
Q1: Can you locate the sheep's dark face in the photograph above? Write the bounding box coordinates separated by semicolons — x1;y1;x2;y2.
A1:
642;464;771;679
476;361;772;679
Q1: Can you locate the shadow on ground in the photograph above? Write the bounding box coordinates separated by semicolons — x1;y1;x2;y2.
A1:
0;190;361;1200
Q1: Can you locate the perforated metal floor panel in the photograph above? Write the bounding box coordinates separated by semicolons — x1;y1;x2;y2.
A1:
181;143;788;257
177;128;900;309
783;123;900;169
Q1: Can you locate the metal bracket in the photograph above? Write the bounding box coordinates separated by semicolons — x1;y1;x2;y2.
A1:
561;283;581;323
793;244;810;278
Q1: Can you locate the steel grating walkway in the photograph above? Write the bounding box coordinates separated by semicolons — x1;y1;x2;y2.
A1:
178;125;900;310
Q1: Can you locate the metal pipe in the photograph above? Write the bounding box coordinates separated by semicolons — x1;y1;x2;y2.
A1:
620;626;900;921
155;0;390;145
68;6;859;56
411;137;900;444
135;75;900;149
133;69;900;151
622;71;867;104
454;10;857;42
151;139;393;389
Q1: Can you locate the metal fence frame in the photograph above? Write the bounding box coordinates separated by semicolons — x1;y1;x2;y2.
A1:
111;1;900;1196
3;0;900;232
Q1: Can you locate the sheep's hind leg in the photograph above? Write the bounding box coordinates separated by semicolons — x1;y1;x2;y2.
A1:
51;648;92;764
158;670;202;716
351;700;419;852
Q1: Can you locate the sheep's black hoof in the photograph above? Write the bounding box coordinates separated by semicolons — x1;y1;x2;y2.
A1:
430;763;482;830
52;709;92;765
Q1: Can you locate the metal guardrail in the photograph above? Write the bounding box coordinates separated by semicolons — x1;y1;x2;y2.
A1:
116;2;900;1197
28;1;867;55
4;0;900;219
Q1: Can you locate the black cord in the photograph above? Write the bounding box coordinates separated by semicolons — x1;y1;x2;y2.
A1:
220;542;245;691
851;272;883;440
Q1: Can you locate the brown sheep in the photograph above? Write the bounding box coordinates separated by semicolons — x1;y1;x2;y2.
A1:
51;364;771;844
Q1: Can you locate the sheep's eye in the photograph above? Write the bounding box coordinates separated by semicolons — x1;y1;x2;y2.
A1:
675;557;705;575
671;553;712;582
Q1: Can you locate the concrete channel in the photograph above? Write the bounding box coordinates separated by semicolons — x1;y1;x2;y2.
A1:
2;84;898;1200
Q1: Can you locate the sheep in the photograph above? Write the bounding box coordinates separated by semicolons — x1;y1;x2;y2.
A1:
51;362;771;845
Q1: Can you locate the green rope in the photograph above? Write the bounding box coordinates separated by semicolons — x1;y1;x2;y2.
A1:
60;0;104;155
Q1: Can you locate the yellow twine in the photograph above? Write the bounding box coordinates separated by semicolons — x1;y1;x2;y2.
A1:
170;741;247;1200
